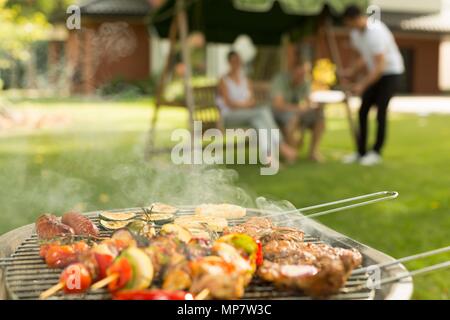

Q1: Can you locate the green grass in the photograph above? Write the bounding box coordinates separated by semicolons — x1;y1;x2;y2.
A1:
0;98;448;299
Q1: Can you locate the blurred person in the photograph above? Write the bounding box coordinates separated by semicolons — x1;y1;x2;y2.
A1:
216;51;298;164
271;58;325;162
341;5;404;166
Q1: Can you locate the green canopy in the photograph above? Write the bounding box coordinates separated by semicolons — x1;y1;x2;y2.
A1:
152;0;367;45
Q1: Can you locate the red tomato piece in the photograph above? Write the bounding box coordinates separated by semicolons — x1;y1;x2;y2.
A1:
94;253;114;280
113;289;193;300
255;240;263;266
45;245;77;268
60;263;92;294
107;257;133;292
73;241;90;253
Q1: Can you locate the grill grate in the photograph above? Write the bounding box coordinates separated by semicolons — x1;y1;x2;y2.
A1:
3;209;376;300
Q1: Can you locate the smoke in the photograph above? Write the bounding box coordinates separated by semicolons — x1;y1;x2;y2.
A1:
32;170;93;212
0;151;93;233
108;158;304;220
0;126;302;235
148;164;255;207
92;22;137;66
255;196;297;214
0;105;302;235
254;196;302;225
110;160;255;208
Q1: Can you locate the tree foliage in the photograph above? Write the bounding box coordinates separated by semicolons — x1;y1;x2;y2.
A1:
0;0;69;67
6;0;74;20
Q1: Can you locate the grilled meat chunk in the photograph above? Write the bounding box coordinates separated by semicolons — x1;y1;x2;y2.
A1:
263;240;318;264
163;239;255;296
258;257;349;297
223;217;273;239
162;260;192;291
261;226;304;242
224;217;305;245
261;229;307;261
162;239;213;291
36;214;74;240
62;212;99;237
228;220;306;263
266;242;362;271
189;256;247;299
183;238;212;260
258;242;362;297
303;243;362;272
226;217;362;297
144;235;185;279
145;236;212;283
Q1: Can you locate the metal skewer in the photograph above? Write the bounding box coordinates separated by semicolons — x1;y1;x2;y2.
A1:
341;260;450;294
352;245;450;275
195;288;210;300
261;191;398;220
371;261;450;288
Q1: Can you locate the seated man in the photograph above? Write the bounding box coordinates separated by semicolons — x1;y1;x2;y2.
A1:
271;60;325;162
216;51;298;164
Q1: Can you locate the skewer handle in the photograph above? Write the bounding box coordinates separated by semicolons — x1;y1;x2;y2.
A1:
91;273;118;290
372;261;450;288
342;260;450;294
40;282;64;299
195;289;210;300
300;191;398;219
353;245;450;275
270;191;399;220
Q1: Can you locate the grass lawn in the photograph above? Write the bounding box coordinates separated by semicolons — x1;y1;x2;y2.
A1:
0;97;448;299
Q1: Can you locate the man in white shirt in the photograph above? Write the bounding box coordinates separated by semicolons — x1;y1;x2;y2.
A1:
341;5;404;166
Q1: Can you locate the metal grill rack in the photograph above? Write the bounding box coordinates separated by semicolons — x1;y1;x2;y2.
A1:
0;206;413;300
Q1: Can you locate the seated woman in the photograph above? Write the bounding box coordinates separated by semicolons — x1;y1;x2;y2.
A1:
216;51;297;164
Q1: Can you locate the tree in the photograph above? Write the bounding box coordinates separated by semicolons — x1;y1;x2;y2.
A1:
0;2;49;62
0;0;53;87
5;0;74;21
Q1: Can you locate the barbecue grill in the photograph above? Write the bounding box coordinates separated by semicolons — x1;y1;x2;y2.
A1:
0;193;414;300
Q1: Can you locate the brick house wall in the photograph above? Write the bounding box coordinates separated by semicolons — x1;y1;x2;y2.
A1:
65;18;150;94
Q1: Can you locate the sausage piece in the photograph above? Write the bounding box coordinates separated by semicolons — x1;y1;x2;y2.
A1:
36;214;74;240
62;211;99;237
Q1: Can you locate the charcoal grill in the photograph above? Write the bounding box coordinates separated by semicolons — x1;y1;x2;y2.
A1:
0;197;414;300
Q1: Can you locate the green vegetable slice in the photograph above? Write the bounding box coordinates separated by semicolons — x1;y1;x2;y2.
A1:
99;211;136;221
121;247;153;290
100;220;131;230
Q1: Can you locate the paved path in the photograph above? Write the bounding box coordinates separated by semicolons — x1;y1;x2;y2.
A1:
349;96;450;115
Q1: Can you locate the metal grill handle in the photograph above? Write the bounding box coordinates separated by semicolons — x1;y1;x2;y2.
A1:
342;260;450;294
372;261;450;288
353;245;450;275
298;190;398;219
263;191;399;220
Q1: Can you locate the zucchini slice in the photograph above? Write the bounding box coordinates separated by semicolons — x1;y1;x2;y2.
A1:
99;211;136;221
148;203;178;215
121;247;153;290
100;219;131;230
145;213;174;225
